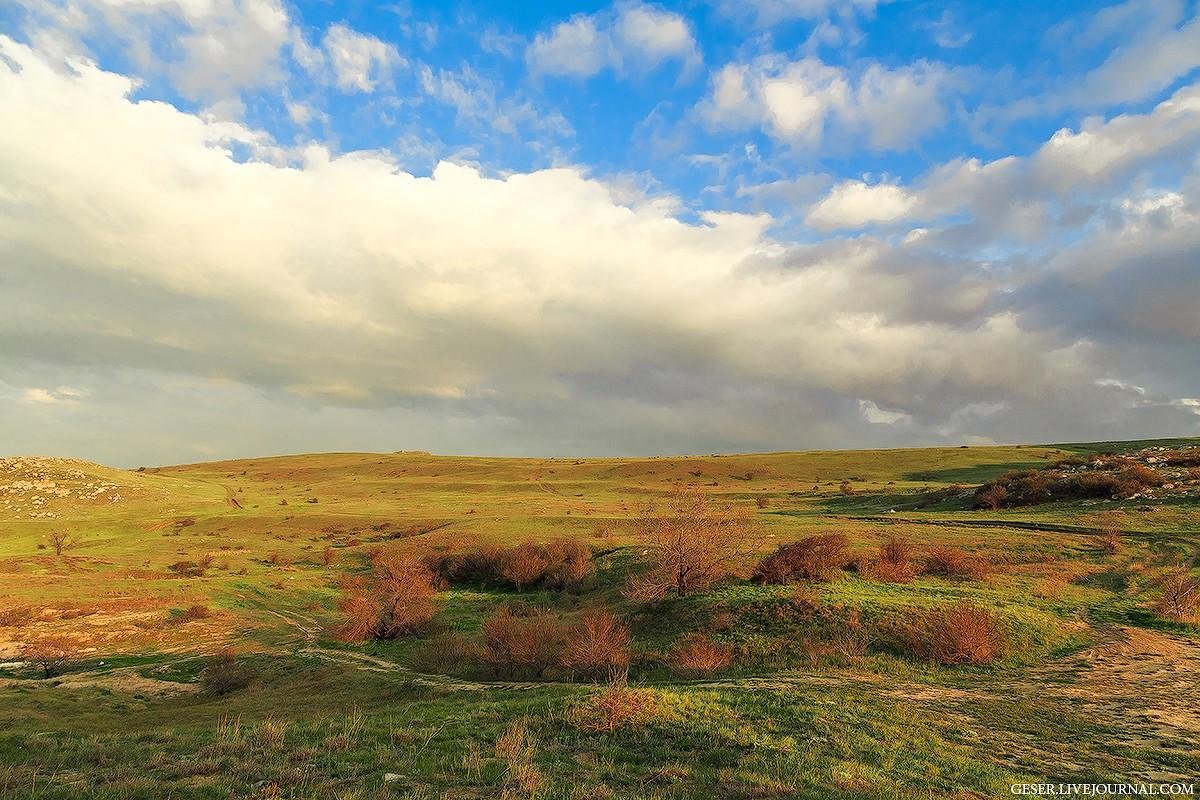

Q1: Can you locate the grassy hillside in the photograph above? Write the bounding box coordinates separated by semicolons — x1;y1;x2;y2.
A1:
1;441;1198;798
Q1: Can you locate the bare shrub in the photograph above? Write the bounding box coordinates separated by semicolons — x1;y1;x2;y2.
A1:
24;635;78;678
500;542;551;590
427;544;506;585
1098;522;1123;556
481;606;570;679
1154;571;1199;621
753;534;850;583
974;484;1008;510
567;684;670;732
335;553;438;641
495;719;544;796
879;535;913;566
922;548;991;581
563;607;631;682
632;490;758;601
542;538;595;588
169;557;212;578
667;632;733;676
865;536;915;583
200;649;255;695
897;601;1007;665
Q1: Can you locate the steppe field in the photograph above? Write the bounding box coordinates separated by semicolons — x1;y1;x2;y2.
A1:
1;439;1198;799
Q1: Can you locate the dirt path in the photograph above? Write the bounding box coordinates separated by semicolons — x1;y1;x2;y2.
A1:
874;624;1200;781
1017;624;1200;739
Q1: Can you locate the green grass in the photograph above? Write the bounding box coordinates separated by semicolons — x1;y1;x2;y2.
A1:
1;439;1198;797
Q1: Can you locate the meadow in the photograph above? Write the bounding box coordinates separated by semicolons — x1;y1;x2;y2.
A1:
0;439;1198;799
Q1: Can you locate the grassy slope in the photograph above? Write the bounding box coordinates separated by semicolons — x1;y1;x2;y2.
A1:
0;441;1198;798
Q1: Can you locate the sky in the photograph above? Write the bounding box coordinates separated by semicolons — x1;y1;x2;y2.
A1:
1;0;1199;467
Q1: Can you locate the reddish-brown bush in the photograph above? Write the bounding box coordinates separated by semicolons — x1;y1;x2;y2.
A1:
0;606;34;627
1099;525;1123;556
481;606;570;679
879;535;910;563
922;548;991;580
500;543;551;590
171;604;212;624
667;632;733;676
869;559;915;583
567;685;671;732
427;539;593;591
335;553;438;641
974;484;1008;510
752;534;850;583
1154;571;1199;621
563;608;631;682
543;538;595;588
898;601;1007;665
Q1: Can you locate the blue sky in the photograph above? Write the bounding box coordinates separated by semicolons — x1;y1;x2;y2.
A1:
1;0;1199;464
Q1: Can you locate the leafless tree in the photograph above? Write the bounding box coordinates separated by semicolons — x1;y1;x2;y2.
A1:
626;490;758;601
25;635;77;678
48;531;74;557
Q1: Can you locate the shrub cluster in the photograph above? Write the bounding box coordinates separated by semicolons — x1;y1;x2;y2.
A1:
477;604;632;680
168;556;213;577
425;538;594;591
752;534;850;583
973;465;1165;508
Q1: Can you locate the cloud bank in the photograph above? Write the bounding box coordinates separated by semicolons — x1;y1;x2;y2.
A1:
0;33;1198;464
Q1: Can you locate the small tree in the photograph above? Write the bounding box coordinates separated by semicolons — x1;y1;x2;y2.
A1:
48;531;75;557
25;635;77;678
563;607;631;682
335;552;438;641
629;491;757;601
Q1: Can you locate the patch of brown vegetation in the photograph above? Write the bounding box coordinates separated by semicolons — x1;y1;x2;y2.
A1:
563;607;631;682
627;490;757;601
668;632;733;676
335;553;437;641
567;684;671;732
896;601;1007;665
922;548;991;580
480;606;570;679
752;534;849;583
